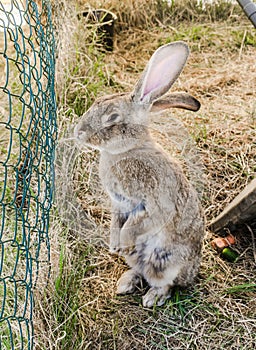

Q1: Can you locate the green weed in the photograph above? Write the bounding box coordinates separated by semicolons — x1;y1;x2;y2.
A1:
231;29;256;47
225;283;256;294
52;241;95;349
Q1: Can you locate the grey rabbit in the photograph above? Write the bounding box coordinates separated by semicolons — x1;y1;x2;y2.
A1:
74;41;205;307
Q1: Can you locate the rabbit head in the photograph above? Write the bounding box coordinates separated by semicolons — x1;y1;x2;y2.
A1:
74;41;200;154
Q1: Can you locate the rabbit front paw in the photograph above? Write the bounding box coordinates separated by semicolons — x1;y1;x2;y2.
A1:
109;228;121;254
119;231;136;253
109;245;135;255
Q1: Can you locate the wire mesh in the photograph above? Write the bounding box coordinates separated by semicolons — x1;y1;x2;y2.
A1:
0;0;56;348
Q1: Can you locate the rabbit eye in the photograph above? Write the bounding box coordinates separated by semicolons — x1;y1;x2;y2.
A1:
107;113;119;123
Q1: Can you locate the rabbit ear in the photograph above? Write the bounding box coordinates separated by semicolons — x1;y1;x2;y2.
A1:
150;93;201;112
133;42;189;105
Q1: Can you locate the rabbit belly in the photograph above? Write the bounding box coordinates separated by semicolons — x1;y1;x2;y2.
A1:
125;245;183;288
142;246;182;286
125;236;199;288
145;263;183;288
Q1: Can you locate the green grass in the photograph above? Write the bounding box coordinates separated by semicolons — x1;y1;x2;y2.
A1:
57;23;121;118
225;283;256;294
50;240;96;349
159;22;256;53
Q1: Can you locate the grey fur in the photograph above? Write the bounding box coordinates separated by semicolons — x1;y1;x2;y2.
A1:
74;42;205;307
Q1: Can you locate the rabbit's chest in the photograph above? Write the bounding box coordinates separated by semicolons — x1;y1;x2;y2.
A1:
99;152;146;216
99;153;133;196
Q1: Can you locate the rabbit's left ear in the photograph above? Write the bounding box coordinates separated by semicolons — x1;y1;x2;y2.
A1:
132;42;189;105
150;92;201;112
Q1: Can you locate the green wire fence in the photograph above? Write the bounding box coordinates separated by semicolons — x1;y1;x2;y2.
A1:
0;0;56;348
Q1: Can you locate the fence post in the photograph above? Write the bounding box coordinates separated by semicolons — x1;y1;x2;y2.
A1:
0;1;56;348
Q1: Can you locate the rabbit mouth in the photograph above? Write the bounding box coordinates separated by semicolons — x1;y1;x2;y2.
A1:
76;125;147;153
74;123;101;149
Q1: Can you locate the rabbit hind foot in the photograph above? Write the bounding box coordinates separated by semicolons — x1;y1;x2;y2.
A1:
116;269;141;295
142;286;171;308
